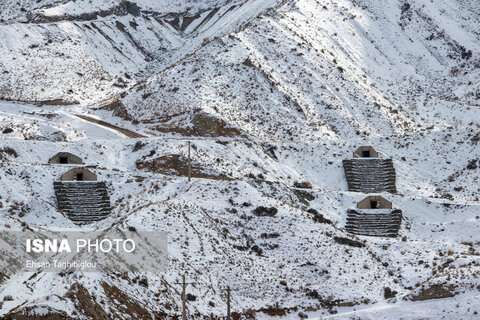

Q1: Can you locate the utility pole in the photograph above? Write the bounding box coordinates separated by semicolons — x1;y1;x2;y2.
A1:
182;274;187;320
187;141;191;182
226;286;231;320
176;273;195;320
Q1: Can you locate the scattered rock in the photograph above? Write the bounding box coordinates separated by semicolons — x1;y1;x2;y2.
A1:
186;293;196;301
410;284;457;301
466;159;478;170
294;189;315;203
401;3;411;14
293;181;312;189
242;58;254;67
263;144;278;160
253;206;278;217
333;236;365;248
260;232;280;239
132;141;146;152
307;208;332;224
384;287;397;299
251;244;263;255
138;278;148;288
471;132;480;144
0;147;18;159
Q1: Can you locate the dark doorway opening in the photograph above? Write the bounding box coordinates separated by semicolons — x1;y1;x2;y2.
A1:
76;173;84;181
370;200;379;209
362;150;371;157
59;156;68;164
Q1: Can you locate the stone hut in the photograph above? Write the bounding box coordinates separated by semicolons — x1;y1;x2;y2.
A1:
343;147;396;193
346;195;402;237
49;152;84;165
357;195;392;209
60;168;97;181
353;146;378;158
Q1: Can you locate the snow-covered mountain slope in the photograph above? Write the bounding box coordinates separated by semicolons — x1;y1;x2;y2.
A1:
0;0;281;103
117;0;480;141
0;0;479;319
0;99;479;318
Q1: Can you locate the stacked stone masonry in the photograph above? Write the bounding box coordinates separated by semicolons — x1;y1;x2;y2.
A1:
54;181;111;224
343;159;397;193
345;209;402;237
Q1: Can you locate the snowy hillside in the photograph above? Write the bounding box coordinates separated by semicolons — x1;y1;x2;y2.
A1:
0;0;280;103
0;0;479;319
118;0;480;140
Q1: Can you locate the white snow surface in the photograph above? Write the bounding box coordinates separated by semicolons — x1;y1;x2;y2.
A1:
0;0;479;319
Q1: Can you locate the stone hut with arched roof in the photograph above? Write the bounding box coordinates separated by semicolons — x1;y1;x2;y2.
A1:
48;152;84;165
353;146;379;158
60;167;97;181
357;195;392;209
54;167;110;224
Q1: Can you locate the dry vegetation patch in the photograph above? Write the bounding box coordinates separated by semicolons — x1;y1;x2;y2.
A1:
66;283;110;320
409;283;458;301
152;112;243;138
101;282;167;320
136;154;232;180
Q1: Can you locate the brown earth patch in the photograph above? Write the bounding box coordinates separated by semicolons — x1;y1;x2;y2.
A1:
410;284;458;301
101;282;167;320
101;99;242;138
306;288;368;310
2;306;73;320
152;112;243;138
258;306;298;316
333;236;365;248
101;98;133;121
136;154;232;180
36;99;79;106
0;98;78;106
293;189;315;204
66;283;110;320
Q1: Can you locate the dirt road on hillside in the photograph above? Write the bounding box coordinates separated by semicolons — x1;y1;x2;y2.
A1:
75;114;146;138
